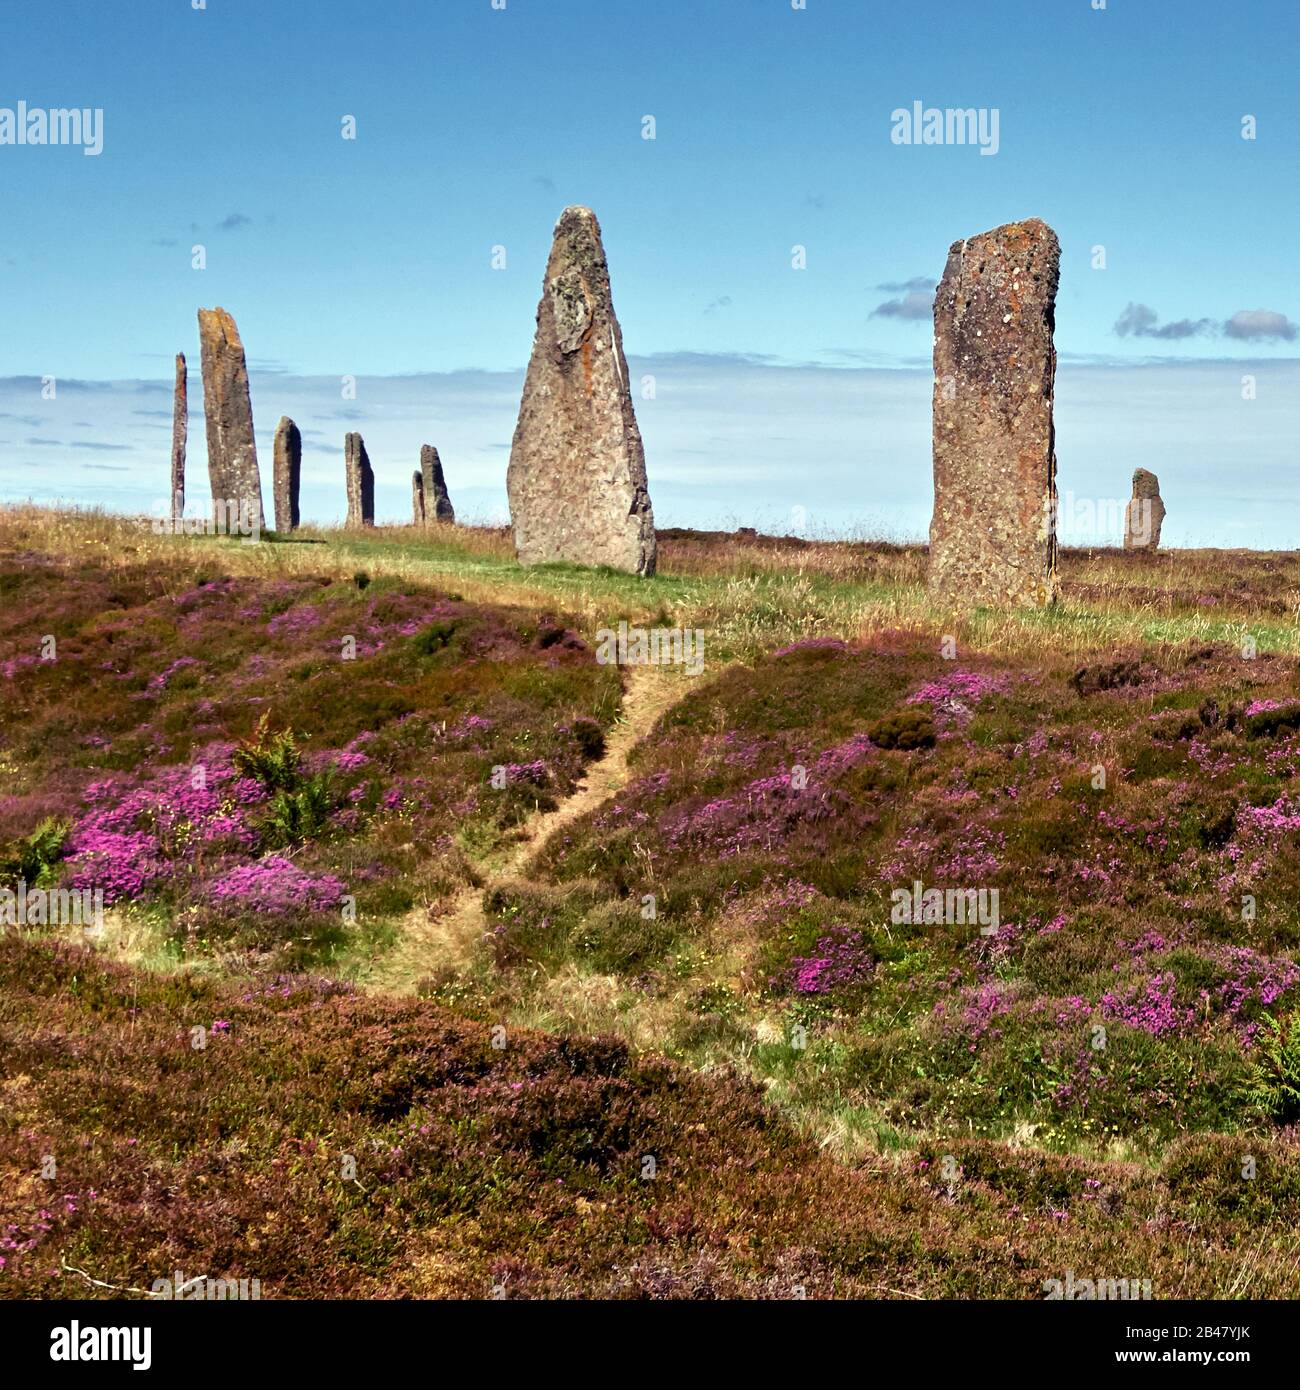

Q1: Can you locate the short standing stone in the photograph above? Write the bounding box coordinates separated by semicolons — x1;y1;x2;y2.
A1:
1123;468;1165;550
420;444;455;523
197;307;264;526
170;352;187;526
412;470;426;525
928;218;1060;608
344;432;374;526
506;206;656;575
273;417;302;532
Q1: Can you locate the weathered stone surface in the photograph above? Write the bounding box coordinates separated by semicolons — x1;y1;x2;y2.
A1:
273;417;302;532
1123;468;1165;550
506;206;655;575
196;307;264;524
928;218;1060;609
170;352;187;525
420;444;455;523
412;470;426;525
344;432;374;527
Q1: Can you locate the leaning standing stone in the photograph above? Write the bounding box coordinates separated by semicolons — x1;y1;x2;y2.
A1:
170;352;187;526
412;470;426;525
1123;468;1165;550
420;444;455;523
928;218;1060;608
344;432;374;527
196;307;264;527
273;417;302;532
506;206;656;575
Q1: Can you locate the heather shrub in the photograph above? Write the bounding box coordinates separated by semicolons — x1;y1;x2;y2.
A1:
567;897;680;973
412;618;460;656
569;716;606;759
1245;701;1300;739
867;708;936;750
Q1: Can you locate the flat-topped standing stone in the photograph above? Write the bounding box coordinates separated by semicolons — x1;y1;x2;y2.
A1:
344;432;374;526
273;417;302;532
170;352;187;526
197;307;264;525
928;218;1060;609
506;206;656;575
420;444;455;523
1124;468;1165;550
412;470;426;525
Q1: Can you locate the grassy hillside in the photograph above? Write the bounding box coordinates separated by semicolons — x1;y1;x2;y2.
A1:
4;505;1300;1298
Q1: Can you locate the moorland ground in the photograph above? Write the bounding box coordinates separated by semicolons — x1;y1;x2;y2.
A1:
4;505;1300;1298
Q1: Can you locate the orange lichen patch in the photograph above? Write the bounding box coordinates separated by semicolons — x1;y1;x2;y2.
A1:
581;338;594;396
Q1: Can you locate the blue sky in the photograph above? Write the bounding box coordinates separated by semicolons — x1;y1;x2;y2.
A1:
1;0;1297;542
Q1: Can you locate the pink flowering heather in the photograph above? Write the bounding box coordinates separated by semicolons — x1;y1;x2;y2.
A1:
1239;798;1300;835
147;656;201;691
266;605;323;637
933;982;1019;1041
63;746;268;904
448;713;494;740
906;669;1009;727
662;734;874;857
500;760;550;788
206;856;344;915
1100;972;1195;1038
777;926;874;995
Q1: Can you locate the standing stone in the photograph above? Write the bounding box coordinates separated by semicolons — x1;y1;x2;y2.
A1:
1123;468;1165;550
420;444;455;523
273;417;302;532
506;206;656;575
344;432;374;527
196;307;264;526
412;470;426;525
928;218;1060;608
169;352;187;527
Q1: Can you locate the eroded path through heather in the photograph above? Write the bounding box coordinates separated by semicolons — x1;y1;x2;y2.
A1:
364;664;685;994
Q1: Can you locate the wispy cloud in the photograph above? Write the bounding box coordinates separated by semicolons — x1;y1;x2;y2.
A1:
876;277;935;294
1224;309;1297;342
219;213;253;232
1114;302;1213;340
871;288;932;321
1115;302;1296;343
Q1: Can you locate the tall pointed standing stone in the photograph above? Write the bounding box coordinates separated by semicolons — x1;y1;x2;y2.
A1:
169;352;187;527
928;219;1060;609
1123;468;1165;550
344;432;374;527
420;444;455;523
506;206;656;575
197;307;264;526
273;417;302;532
412;470;426;525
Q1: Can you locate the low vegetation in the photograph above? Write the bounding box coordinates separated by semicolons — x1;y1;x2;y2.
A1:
4;505;1300;1298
